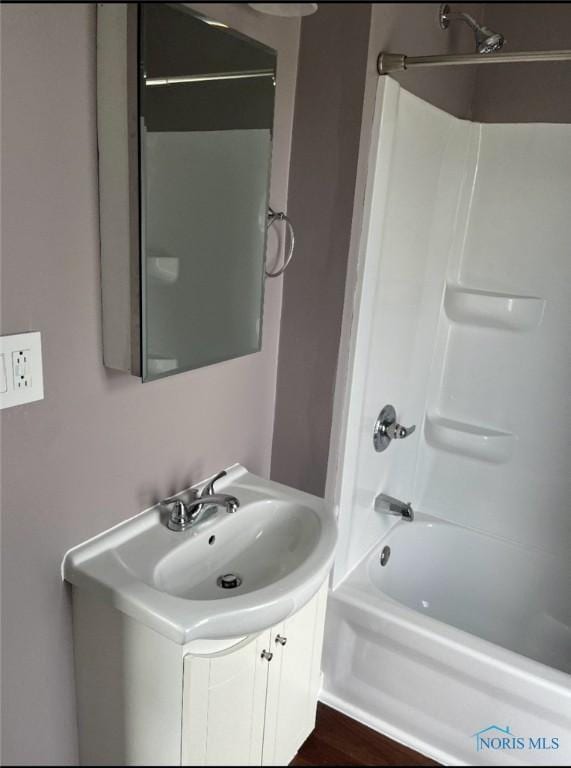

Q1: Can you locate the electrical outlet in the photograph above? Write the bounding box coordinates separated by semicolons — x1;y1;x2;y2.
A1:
0;332;43;409
12;349;32;390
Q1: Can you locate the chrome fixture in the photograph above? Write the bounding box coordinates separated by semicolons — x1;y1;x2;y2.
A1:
200;470;228;498
275;634;287;646
439;4;505;54
216;573;242;589
265;207;295;278
378;48;571;75
162;470;239;532
375;493;414;522
373;404;416;453
261;649;274;661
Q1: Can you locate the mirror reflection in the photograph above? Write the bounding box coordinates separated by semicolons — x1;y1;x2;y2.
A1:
140;4;277;381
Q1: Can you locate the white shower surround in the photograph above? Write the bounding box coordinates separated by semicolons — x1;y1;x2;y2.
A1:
323;78;571;765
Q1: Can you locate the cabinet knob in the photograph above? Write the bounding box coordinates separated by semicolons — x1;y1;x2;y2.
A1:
261;649;273;662
275;635;287;646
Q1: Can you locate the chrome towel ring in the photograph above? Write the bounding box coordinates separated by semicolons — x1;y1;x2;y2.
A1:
265;207;295;278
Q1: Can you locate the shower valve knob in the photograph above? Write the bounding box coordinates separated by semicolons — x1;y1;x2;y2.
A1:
373;404;416;452
387;422;416;440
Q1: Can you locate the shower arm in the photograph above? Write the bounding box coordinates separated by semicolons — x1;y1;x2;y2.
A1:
378;48;571;75
441;8;480;32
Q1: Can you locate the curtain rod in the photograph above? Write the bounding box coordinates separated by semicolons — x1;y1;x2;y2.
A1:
378;49;571;76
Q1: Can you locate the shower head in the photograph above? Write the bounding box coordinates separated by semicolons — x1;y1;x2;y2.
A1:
439;4;505;54
474;25;505;54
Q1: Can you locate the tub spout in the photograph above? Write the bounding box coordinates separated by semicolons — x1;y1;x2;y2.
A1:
375;493;414;521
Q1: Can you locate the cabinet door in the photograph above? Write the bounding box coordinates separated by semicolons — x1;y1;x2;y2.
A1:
182;632;271;766
262;585;328;766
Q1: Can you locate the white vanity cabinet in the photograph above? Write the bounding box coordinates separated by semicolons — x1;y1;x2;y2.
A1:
262;599;328;766
72;583;328;766
182;588;327;766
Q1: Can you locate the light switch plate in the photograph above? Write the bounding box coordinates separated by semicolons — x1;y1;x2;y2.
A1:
0;332;44;409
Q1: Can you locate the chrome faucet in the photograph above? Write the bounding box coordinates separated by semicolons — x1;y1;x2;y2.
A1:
374;492;414;522
162;470;240;532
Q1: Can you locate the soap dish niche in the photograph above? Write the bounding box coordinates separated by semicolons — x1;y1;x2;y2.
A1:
425;412;516;464
444;284;545;332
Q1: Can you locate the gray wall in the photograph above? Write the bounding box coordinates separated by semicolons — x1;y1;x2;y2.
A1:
0;3;299;764
271;3;372;496
473;3;571;122
271;3;482;496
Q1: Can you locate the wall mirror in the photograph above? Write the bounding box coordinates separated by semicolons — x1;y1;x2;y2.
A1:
97;3;277;381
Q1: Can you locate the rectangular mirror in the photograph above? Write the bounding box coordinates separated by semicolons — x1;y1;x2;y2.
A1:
97;3;277;381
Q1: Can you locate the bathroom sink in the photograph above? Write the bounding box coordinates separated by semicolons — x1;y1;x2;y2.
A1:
152;500;321;600
62;465;337;643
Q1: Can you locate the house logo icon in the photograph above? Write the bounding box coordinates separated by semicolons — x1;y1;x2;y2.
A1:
473;725;560;753
473;725;517;752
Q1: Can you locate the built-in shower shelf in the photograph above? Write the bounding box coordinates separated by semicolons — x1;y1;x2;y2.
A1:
444;284;545;331
425;413;515;464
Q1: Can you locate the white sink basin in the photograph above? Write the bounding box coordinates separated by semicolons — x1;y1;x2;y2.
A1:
62;465;337;644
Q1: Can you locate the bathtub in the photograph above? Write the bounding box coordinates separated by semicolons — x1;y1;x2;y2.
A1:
321;514;571;766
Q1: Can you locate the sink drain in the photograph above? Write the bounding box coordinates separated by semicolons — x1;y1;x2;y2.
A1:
217;573;242;589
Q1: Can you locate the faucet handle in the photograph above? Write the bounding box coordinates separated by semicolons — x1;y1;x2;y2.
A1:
161;496;187;511
161;497;189;531
387;422;416;440
199;469;227;498
373;404;416;452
